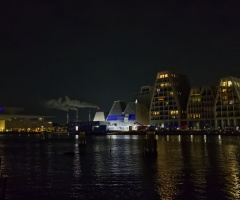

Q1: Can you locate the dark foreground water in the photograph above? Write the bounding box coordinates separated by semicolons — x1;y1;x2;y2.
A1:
1;134;240;199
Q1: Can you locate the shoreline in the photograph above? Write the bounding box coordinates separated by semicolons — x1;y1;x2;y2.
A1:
0;130;239;136
107;130;240;136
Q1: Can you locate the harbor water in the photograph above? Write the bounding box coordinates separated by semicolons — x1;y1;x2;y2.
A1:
1;134;240;199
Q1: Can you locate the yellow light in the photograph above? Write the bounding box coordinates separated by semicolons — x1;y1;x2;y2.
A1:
222;95;228;100
221;81;226;86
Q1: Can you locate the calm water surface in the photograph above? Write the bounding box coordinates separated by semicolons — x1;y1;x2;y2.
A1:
0;134;240;199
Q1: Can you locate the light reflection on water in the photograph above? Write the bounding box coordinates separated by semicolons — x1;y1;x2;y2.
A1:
0;135;240;199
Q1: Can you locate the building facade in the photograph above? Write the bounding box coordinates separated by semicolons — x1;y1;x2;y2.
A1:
135;86;153;125
187;86;216;130
215;76;240;129
0;115;53;132
150;71;190;129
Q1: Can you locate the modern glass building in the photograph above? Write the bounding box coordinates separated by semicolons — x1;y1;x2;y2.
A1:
215;76;240;129
187;86;217;130
150;70;190;129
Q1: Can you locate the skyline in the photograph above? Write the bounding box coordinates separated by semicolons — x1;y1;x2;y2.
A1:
1;1;240;122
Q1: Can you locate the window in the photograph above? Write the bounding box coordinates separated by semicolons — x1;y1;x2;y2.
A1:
170;110;178;115
221;81;226;86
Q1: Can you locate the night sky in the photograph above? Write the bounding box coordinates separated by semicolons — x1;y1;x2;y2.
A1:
1;1;240;123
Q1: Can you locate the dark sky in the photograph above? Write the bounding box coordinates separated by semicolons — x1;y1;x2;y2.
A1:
1;1;240;123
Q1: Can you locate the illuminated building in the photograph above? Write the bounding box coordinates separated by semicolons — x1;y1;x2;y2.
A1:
0;115;53;132
106;101;137;130
187;86;217;130
106;100;126;126
215;76;240;129
123;102;136;125
106;98;151;130
93;112;105;121
0;107;53;132
150;71;190;129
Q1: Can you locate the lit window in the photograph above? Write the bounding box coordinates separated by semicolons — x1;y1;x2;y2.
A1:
228;81;232;87
222;89;226;92
221;81;226;86
160;84;164;87
170;92;173;95
222;95;228;100
192;97;201;102
159;97;164;101
170;110;178;115
165;74;168;78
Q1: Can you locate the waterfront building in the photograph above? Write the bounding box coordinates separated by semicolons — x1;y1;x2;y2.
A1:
123;102;136;126
135;86;153;110
135;86;153;125
150;70;190;129
0;114;53;132
187;86;217;130
215;76;240;129
106;100;126;127
106;98;152;130
68;121;107;133
0;106;53;132
93;112;105;121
